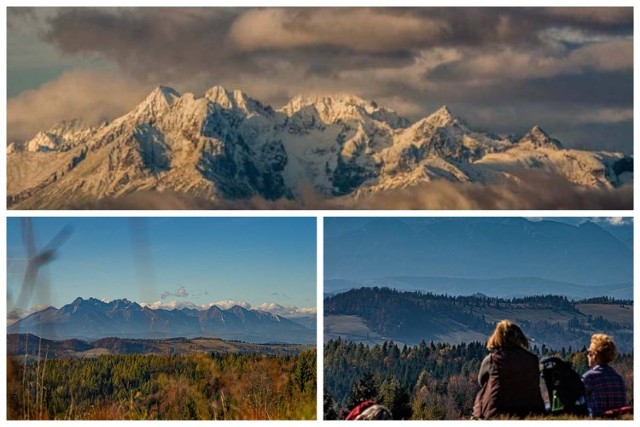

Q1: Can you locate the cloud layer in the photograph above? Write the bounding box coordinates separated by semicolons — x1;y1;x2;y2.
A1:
8;69;149;142
140;299;316;318
8;7;633;152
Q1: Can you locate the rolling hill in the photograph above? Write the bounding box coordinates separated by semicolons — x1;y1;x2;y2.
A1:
7;333;313;360
324;287;633;352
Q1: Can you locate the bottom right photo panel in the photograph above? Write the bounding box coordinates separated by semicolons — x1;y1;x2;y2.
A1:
323;217;633;420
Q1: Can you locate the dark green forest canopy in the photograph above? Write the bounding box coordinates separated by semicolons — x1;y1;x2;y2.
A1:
324;338;633;420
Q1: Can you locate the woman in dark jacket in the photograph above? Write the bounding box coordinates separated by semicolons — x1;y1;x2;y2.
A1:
473;320;545;419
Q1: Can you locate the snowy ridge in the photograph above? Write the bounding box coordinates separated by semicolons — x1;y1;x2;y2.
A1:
8;297;313;343
7;84;633;208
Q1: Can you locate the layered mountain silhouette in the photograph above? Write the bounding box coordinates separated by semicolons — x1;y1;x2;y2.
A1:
8;85;633;209
324;218;633;297
8;297;315;344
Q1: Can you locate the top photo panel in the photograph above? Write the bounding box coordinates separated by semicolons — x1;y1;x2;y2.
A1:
7;7;633;210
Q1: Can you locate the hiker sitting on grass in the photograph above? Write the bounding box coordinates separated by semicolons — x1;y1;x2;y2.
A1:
473;320;545;419
583;333;627;418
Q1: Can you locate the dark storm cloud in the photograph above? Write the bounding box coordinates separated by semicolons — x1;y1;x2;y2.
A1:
42;7;632;78
45;8;244;81
229;8;632;52
10;7;634;152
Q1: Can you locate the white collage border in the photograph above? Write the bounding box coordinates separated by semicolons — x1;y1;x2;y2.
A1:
0;2;637;425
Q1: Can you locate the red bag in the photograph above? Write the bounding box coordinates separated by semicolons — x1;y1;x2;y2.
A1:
346;401;376;420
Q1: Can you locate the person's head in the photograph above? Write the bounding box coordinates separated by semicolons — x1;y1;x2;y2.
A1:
487;320;529;351
587;333;618;368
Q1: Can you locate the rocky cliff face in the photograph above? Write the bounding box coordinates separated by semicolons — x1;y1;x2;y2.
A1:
8;85;633;209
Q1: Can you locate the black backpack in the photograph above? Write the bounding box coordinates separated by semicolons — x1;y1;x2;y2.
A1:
540;356;588;416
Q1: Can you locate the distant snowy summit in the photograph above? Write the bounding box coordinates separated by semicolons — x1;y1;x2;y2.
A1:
7;85;633;209
8;297;314;344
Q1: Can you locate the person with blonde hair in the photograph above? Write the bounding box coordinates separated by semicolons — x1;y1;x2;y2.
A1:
582;333;626;417
473;320;544;419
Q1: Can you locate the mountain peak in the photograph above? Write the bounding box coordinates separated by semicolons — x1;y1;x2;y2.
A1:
151;85;180;101
283;93;366;117
127;85;180;122
518;125;562;149
529;125;549;139
205;85;233;107
282;93;407;128
146;85;180;106
204;85;265;115
424;105;458;127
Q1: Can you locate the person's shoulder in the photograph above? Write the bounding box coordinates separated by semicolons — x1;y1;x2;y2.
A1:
603;364;625;381
517;347;539;362
582;366;603;381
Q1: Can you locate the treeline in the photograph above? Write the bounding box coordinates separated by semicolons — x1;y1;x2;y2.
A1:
324;338;633;420
325;287;633;351
8;350;316;420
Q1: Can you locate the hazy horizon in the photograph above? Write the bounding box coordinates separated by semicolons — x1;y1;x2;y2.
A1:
324;217;633;299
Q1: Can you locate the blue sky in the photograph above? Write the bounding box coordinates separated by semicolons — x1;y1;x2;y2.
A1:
7;217;317;317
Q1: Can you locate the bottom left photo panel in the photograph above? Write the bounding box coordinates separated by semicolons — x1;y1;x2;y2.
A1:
6;217;317;420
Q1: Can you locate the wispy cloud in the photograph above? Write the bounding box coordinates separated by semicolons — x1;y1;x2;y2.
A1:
7;303;53;325
7;69;150;142
588;217;633;226
160;284;189;299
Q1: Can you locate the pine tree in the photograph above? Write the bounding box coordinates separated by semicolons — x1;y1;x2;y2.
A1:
323;389;338;420
379;375;412;420
346;371;379;410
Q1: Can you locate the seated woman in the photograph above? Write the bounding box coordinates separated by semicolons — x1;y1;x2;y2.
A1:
473;320;544;419
582;333;626;417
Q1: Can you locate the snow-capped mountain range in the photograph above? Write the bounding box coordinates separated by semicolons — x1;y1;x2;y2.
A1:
7;85;633;208
8;297;315;344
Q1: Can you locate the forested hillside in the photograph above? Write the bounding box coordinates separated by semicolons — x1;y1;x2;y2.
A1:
8;350;316;420
324;339;633;420
325;287;633;351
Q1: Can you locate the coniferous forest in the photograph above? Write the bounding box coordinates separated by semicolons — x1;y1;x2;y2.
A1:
7;350;316;420
324;339;633;420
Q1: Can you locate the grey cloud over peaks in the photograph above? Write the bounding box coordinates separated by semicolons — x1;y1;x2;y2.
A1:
8;7;633;152
44;8;242;81
40;8;632;79
228;8;450;53
7;69;150;142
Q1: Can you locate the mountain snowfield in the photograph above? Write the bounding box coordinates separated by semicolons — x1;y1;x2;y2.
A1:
7;85;633;209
